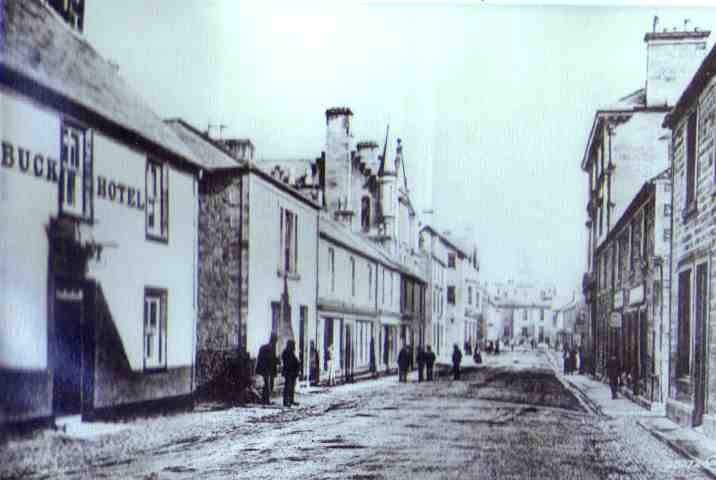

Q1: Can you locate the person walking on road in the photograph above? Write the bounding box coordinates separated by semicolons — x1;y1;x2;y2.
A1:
606;355;621;399
425;346;436;381
452;344;463;380
309;341;320;386
417;346;426;382
281;339;300;407
326;345;336;386
398;345;410;382
255;333;279;405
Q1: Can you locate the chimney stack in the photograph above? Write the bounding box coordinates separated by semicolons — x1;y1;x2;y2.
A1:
644;22;710;107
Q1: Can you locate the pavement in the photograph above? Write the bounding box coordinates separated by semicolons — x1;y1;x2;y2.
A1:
545;348;716;479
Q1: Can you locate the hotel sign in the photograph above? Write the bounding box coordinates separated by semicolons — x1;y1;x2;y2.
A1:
2;140;145;212
613;290;625;309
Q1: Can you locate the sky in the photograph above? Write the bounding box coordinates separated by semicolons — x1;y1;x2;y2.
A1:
84;1;716;300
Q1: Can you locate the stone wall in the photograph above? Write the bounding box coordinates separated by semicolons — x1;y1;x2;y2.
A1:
197;172;243;390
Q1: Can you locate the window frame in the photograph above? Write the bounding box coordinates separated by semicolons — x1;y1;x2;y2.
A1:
279;207;299;274
146;158;169;243
59;121;93;223
143;287;168;372
685;110;698;214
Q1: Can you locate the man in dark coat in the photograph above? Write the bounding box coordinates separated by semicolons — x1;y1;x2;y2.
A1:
309;341;320;386
397;345;410;382
282;339;301;407
425;346;436;381
255;334;278;405
416;346;426;382
452;344;463;380
606;355;620;399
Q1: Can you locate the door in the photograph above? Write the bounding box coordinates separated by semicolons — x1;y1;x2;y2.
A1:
694;263;708;427
53;285;84;416
345;324;352;381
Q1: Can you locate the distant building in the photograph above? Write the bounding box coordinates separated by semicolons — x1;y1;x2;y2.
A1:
488;280;556;345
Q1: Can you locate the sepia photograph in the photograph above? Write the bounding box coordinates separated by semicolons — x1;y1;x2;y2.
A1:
4;0;716;478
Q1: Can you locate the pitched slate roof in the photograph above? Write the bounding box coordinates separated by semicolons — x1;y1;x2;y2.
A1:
165;119;242;170
319;214;400;271
1;0;201;167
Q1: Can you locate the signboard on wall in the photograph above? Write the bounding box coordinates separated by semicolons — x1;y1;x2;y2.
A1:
613;290;625;309
609;313;622;328
629;285;645;305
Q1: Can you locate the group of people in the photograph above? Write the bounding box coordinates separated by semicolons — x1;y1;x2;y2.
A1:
255;333;475;407
398;345;438;382
255;334;301;407
562;346;582;375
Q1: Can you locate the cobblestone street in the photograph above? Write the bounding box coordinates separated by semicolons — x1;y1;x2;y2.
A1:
0;351;709;479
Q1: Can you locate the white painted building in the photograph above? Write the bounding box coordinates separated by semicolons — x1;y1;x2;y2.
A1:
1;0;204;426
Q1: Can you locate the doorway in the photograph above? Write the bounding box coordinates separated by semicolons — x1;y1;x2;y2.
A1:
53;283;85;416
693;263;708;427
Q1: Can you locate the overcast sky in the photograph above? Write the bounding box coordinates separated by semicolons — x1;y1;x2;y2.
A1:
84;1;716;300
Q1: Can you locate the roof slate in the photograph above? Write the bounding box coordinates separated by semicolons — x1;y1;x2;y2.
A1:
165;119;242;170
1;0;201;166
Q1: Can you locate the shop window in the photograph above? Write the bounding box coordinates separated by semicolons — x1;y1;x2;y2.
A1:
60;123;92;221
146;159;169;241
144;288;167;371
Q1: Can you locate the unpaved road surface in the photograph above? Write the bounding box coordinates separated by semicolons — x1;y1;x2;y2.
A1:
1;351;709;479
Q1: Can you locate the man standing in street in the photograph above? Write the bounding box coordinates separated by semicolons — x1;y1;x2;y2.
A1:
606;355;620;400
256;334;278;405
282;339;300;407
425;345;436;381
397;345;410;382
416;345;426;382
452;344;463;380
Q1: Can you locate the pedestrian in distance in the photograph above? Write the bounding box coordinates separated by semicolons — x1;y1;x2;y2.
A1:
495;339;500;355
563;347;569;375
255;333;279;405
606;355;620;399
569;348;578;375
473;345;482;365
417;346;426;382
309;341;320;386
425;345;436;381
326;345;336;386
452;344;463;380
282;339;300;407
397;345;410;382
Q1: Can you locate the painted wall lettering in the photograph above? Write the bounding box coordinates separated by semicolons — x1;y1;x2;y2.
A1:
2;140;58;184
96;175;145;211
2;139;145;212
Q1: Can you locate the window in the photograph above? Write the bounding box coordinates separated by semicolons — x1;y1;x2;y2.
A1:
468;286;473;305
144;288;167;370
329;247;335;292
448;253;456;269
390;271;394;306
280;207;298;273
382;267;386;304
540;309;544;322
350;257;356;297
361;196;370;232
60;123;92;220
677;269;691;377
447;286;456;305
146;159;169;240
368;264;373;301
271;301;280;335
523;310;528;321
685;111;697;208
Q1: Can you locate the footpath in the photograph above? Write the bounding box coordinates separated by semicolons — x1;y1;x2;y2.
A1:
545;349;716;478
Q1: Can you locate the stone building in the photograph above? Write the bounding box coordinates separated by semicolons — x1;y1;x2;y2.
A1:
582;24;710;375
1;0;204;427
592;170;671;411
489;280;556;346
663;40;716;432
165;120;320;394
